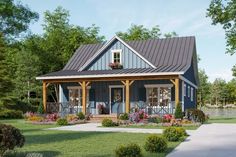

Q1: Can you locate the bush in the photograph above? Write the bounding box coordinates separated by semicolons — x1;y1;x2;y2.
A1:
66;114;78;122
27;115;44;122
163;127;183;141
77;112;85;120
45;113;59;122
187;109;206;123
162;114;173;123
0;109;23;119
174;102;183;119
176;127;187;136
144;135;167;153
102;118;117;127
148;116;162;123
37;102;44;114
119;113;129;120
0;124;25;156
56;118;68;125
115;143;142;157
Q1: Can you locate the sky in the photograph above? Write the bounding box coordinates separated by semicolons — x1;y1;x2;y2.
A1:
21;0;236;82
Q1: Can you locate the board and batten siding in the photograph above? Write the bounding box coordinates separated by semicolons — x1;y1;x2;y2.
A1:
86;39;151;70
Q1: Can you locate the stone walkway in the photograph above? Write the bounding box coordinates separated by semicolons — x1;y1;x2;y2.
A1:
167;123;236;157
47;123;195;135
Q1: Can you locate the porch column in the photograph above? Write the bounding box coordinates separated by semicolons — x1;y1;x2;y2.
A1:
79;81;90;114
122;80;134;113
43;81;47;112
175;78;179;106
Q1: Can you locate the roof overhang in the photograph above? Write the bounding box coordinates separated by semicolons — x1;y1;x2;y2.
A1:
36;71;184;80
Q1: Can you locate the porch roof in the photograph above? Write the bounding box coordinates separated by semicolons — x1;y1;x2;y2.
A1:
36;68;184;80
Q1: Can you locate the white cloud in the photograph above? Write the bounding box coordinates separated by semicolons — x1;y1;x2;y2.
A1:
208;69;233;82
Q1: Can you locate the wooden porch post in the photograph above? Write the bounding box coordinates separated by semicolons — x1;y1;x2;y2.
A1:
79;81;90;114
121;80;134;113
175;78;179;106
43;81;47;112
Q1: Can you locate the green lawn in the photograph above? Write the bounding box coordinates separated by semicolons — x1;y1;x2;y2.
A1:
207;117;236;123
114;124;199;130
0;119;183;157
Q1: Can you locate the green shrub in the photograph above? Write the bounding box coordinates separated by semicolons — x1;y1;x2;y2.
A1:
163;127;183;141
37;102;44;114
115;143;142;157
148;116;162;123
144;135;167;153
174;102;183;119
0;124;25;156
119;113;129;120
56;118;68;125
187;109;206;123
77;112;85;120
176;127;187;136
102;118;117;127
0;109;23;119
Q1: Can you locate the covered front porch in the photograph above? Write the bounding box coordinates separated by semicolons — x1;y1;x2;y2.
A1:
42;75;182;116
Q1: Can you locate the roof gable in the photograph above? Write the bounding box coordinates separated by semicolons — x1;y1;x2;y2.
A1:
78;36;156;71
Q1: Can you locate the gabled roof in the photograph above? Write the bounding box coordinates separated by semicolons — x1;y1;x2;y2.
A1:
37;36;198;86
63;36;195;73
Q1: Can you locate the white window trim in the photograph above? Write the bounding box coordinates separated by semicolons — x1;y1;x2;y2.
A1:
111;49;122;64
188;86;190;98
67;86;91;90
184;83;186;97
191;87;194;101
144;84;173;88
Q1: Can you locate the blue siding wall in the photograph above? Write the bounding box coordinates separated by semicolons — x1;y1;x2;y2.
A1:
183;82;197;110
86;39;151;70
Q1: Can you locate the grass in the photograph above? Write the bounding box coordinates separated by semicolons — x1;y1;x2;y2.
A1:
0;119;183;157
113;124;199;130
207;117;236;123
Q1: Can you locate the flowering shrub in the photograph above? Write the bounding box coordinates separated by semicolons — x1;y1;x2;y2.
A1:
162;114;173;123
108;62;123;69
66;114;78;122
24;111;35;119
27;116;44;122
129;109;148;123
45;113;59;122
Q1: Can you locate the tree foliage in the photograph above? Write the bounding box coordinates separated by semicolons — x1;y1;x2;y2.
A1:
198;69;211;106
207;0;236;55
0;0;38;39
116;24;177;41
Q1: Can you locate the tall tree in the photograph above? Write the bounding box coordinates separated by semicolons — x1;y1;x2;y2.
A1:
0;34;14;106
116;24;177;41
198;69;211;106
226;79;236;104
207;0;236;55
210;78;227;106
232;65;236;77
0;0;39;39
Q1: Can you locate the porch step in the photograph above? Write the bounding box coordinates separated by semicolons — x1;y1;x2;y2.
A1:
89;114;118;122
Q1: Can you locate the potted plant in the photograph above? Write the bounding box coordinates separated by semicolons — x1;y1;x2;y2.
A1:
108;62;123;69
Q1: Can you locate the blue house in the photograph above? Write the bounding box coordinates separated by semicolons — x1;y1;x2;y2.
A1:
37;36;199;116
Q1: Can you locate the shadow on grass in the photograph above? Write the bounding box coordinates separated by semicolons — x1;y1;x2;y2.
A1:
5;150;60;157
25;131;115;144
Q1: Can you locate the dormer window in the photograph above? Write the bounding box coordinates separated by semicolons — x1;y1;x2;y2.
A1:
112;49;122;64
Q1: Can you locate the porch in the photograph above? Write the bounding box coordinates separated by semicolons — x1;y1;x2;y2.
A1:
42;75;183;116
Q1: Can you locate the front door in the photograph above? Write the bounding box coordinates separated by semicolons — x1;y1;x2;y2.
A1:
110;88;123;114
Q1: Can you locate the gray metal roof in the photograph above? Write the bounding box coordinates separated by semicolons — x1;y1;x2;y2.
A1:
39;36;196;79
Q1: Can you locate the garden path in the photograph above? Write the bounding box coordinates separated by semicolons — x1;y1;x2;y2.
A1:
47;123;195;135
167;123;236;157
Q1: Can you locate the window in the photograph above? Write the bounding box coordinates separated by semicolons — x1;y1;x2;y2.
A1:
112;50;122;64
68;86;90;106
188;86;190;98
184;84;186;96
191;88;194;101
145;84;172;106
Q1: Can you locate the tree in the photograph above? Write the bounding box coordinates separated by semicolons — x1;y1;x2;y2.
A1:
210;78;227;106
207;0;236;55
198;69;211;106
0;34;14;106
232;65;236;77
116;24;177;41
226;79;236;104
0;0;38;39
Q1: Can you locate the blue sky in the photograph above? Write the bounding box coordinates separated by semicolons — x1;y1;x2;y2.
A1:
22;0;236;82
